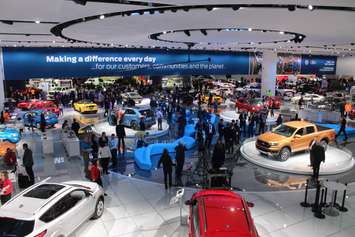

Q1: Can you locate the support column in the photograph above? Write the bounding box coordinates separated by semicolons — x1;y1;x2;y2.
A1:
261;51;277;96
0;48;5;110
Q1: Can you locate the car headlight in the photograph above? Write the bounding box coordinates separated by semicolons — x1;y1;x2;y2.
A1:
269;142;278;146
11;134;18;137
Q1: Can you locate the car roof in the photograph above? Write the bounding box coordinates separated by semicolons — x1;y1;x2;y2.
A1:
194;190;253;237
284;121;314;128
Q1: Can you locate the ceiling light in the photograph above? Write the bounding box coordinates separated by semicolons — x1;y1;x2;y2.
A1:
73;0;87;6
288;5;296;11
52;40;56;43
162;31;167;34
183;8;189;12
149;10;155;14
201;29;207;36
287;40;291;43
232;6;240;11
158;9;164;14
308;5;314;11
35;20;41;24
206;7;213;11
248;28;252;32
171;8;177;13
99;15;105;20
1;20;13;25
184;30;191;37
279;31;284;35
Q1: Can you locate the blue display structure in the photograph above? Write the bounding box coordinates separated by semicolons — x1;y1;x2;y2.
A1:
301;55;337;75
2;47;251;80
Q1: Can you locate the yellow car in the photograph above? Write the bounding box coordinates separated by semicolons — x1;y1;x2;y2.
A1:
73;100;98;114
201;94;223;105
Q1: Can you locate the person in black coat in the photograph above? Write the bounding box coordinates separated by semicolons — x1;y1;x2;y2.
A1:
224;123;234;154
336;116;348;141
40;112;46;133
212;139;225;170
139;117;146;131
157;149;173;190
310;140;325;180
115;119;126;156
71;119;80;136
205;120;215;149
91;134;99;159
22;143;35;185
175;142;186;186
218;119;225;141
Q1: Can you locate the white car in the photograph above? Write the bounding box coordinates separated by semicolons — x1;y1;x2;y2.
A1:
291;93;325;104
122;91;143;105
0;179;104;237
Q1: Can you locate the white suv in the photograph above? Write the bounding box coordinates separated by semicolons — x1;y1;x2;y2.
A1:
0;179;104;237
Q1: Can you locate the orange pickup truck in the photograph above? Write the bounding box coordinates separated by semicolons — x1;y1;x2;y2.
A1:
256;121;336;161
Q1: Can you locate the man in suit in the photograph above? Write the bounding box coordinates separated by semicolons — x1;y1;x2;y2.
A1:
22;143;35;185
310;140;325;181
115;120;126;157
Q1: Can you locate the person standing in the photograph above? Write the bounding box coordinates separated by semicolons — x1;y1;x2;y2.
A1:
109;134;118;167
80;135;92;179
232;120;240;145
89;160;103;187
40;112;46;133
205;120;215;149
139;117;146;131
22;143;35;185
71;119;80;137
175;142;186;186
310;140;325;180
116;120;126;156
212;139;225;170
156;109;163;130
157;149;173;190
276;114;283;126
98;132;111;175
336;116;348;141
224;123;234;154
0;171;13;205
248;113;256;138
239;112;246;137
218;119;225;141
91;134;99;159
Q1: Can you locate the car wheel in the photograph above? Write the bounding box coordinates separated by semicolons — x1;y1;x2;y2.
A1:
130;121;138;130
320;139;328;151
279;147;290;161
92;197;104;219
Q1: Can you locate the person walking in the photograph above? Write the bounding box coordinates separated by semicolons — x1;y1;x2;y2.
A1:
109;134;118;167
336;116;348;141
310;140;325;181
22;143;35;185
212;138;225;170
40;112;46;133
89;160;104;189
157;149;173;190
115;120;126;156
98;132;111;174
0;171;13;205
175;142;186;186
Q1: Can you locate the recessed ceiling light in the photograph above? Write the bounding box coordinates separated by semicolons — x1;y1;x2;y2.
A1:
35;20;40;24
248;28;252;32
279;31;285;35
308;5;314;11
287;40;291;43
99;15;105;20
52;40;56;43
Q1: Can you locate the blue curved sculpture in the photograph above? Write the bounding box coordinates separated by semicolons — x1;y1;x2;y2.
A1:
134;112;219;170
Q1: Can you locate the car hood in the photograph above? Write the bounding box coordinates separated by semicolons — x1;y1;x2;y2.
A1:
258;132;287;143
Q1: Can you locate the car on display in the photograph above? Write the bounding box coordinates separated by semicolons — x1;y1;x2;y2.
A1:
0;126;21;143
4;98;17;112
276;88;296;99
200;94;223;105
256;121;336;161
108;107;156;130
264;96;282;109
122;91;143;106
0;180;104;237
291;93;325;104
17;100;56;111
236;98;265;113
162;76;184;89
185;189;259;237
47;87;76;100
23;110;59;128
73;100;98;114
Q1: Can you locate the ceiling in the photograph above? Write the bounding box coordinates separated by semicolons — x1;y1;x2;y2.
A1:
1;0;355;56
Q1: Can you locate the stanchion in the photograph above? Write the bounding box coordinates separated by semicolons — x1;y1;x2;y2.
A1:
320;188;325;207
323;187;328;206
338;183;348;212
300;179;311;207
313;180;325;219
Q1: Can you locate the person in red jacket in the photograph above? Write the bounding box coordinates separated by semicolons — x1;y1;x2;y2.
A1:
3;148;17;167
0;171;13;205
89;160;102;187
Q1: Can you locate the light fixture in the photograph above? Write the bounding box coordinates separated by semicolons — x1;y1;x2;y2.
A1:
158;9;164;14
52;40;56;43
288;5;296;11
248;28;252;32
201;29;207;36
183;7;189;12
206;7;213;11
73;0;87;6
171;8;177;13
1;20;13;25
184;30;191;36
99;15;105;20
279;31;284;35
232;6;240;11
35;20;41;24
149;10;155;14
308;5;314;11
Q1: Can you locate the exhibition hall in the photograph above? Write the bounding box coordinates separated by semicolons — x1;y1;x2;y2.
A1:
2;0;355;237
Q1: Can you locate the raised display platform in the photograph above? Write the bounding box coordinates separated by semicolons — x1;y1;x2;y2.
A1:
94;120;169;139
241;139;354;175
220;110;277;126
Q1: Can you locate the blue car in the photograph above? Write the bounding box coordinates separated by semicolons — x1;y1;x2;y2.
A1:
23;110;58;128
109;107;156;130
0;126;21;143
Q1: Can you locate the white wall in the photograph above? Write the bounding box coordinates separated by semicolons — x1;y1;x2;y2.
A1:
336;55;355;77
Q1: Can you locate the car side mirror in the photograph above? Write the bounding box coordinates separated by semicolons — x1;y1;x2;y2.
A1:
247;201;255;208
185;199;197;206
294;134;301;139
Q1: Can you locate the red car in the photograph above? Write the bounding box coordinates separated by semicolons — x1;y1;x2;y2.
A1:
264;96;282;109
236;98;264;113
17;100;59;115
349;108;355;120
186;189;259;237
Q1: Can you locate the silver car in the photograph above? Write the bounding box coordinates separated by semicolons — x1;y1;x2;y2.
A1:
0;179;104;237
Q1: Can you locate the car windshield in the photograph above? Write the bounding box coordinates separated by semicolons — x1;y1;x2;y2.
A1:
139;109;153;117
0;218;34;236
23;184;65;199
272;125;297;137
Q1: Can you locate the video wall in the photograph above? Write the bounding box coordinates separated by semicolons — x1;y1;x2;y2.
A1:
1;47;337;80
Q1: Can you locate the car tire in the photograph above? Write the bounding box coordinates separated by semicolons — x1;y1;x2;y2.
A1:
320;139;328;151
130;121;138;130
279;147;290;161
92;197;104;220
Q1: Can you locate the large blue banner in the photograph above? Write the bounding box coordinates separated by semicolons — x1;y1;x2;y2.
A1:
300;55;337;75
2;47;251;80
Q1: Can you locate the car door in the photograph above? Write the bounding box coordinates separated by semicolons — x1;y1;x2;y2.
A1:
123;109;134;126
292;128;309;152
